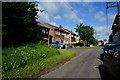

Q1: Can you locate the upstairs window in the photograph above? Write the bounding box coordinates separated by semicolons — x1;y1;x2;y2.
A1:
66;34;69;38
42;28;48;34
56;30;60;35
62;32;66;36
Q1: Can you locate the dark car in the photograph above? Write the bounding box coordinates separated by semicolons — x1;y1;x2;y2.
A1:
85;43;90;47
100;42;120;79
102;42;115;53
49;42;66;49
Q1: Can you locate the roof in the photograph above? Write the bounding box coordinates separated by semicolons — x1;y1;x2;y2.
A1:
44;23;59;29
36;21;78;35
59;26;71;33
37;22;50;29
71;32;77;35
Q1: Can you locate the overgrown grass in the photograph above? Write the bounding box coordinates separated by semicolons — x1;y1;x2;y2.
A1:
2;43;78;79
75;46;94;49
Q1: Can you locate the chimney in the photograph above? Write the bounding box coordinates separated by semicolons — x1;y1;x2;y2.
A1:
59;25;62;28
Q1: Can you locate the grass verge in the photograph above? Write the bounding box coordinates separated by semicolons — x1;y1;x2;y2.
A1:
2;43;78;79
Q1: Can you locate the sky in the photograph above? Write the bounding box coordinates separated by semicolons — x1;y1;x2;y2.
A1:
8;0;119;41
35;1;119;41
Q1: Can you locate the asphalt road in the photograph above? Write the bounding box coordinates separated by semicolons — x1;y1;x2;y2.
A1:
40;47;103;78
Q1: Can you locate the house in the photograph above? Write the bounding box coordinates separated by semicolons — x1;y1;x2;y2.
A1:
37;22;50;45
98;42;102;46
39;23;58;44
71;32;77;43
38;23;71;47
75;35;80;43
56;25;71;46
109;13;120;43
103;39;109;45
37;22;79;47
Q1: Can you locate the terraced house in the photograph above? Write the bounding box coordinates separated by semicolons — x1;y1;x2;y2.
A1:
37;22;79;47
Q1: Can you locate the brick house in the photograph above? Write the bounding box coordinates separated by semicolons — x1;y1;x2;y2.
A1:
71;32;77;43
37;22;50;45
37;22;79;47
56;25;71;45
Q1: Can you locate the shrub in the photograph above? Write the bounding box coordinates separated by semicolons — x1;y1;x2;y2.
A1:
74;43;84;47
2;43;60;72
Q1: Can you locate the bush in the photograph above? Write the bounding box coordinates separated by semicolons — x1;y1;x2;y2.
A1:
2;43;60;72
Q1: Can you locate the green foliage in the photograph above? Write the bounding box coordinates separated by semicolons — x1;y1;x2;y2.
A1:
75;23;94;41
74;23;98;45
99;40;103;42
2;2;40;47
2;43;78;79
2;43;60;73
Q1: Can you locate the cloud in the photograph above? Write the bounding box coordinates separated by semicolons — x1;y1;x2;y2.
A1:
53;15;61;20
93;26;112;40
39;3;59;15
95;11;106;22
64;12;83;23
108;13;116;24
37;12;50;23
108;13;115;20
37;2;83;23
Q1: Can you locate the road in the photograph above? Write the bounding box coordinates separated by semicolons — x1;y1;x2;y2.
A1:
40;47;103;78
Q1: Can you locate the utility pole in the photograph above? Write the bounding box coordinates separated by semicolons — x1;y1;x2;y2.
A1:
106;1;120;26
106;1;119;13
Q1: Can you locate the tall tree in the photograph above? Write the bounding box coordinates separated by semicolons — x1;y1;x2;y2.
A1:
75;23;94;43
2;2;40;47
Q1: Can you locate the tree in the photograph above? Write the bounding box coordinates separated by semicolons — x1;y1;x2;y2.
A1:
88;38;98;45
2;2;40;47
75;23;94;42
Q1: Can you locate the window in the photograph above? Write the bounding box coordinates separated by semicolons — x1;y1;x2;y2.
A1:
56;30;60;35
42;28;48;34
62;32;65;35
66;40;68;43
72;35;74;37
42;29;45;33
66;34;69;38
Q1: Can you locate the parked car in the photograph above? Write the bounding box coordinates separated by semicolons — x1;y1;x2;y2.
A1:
101;42;120;79
102;42;115;53
49;42;65;49
85;43;90;47
74;43;84;47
